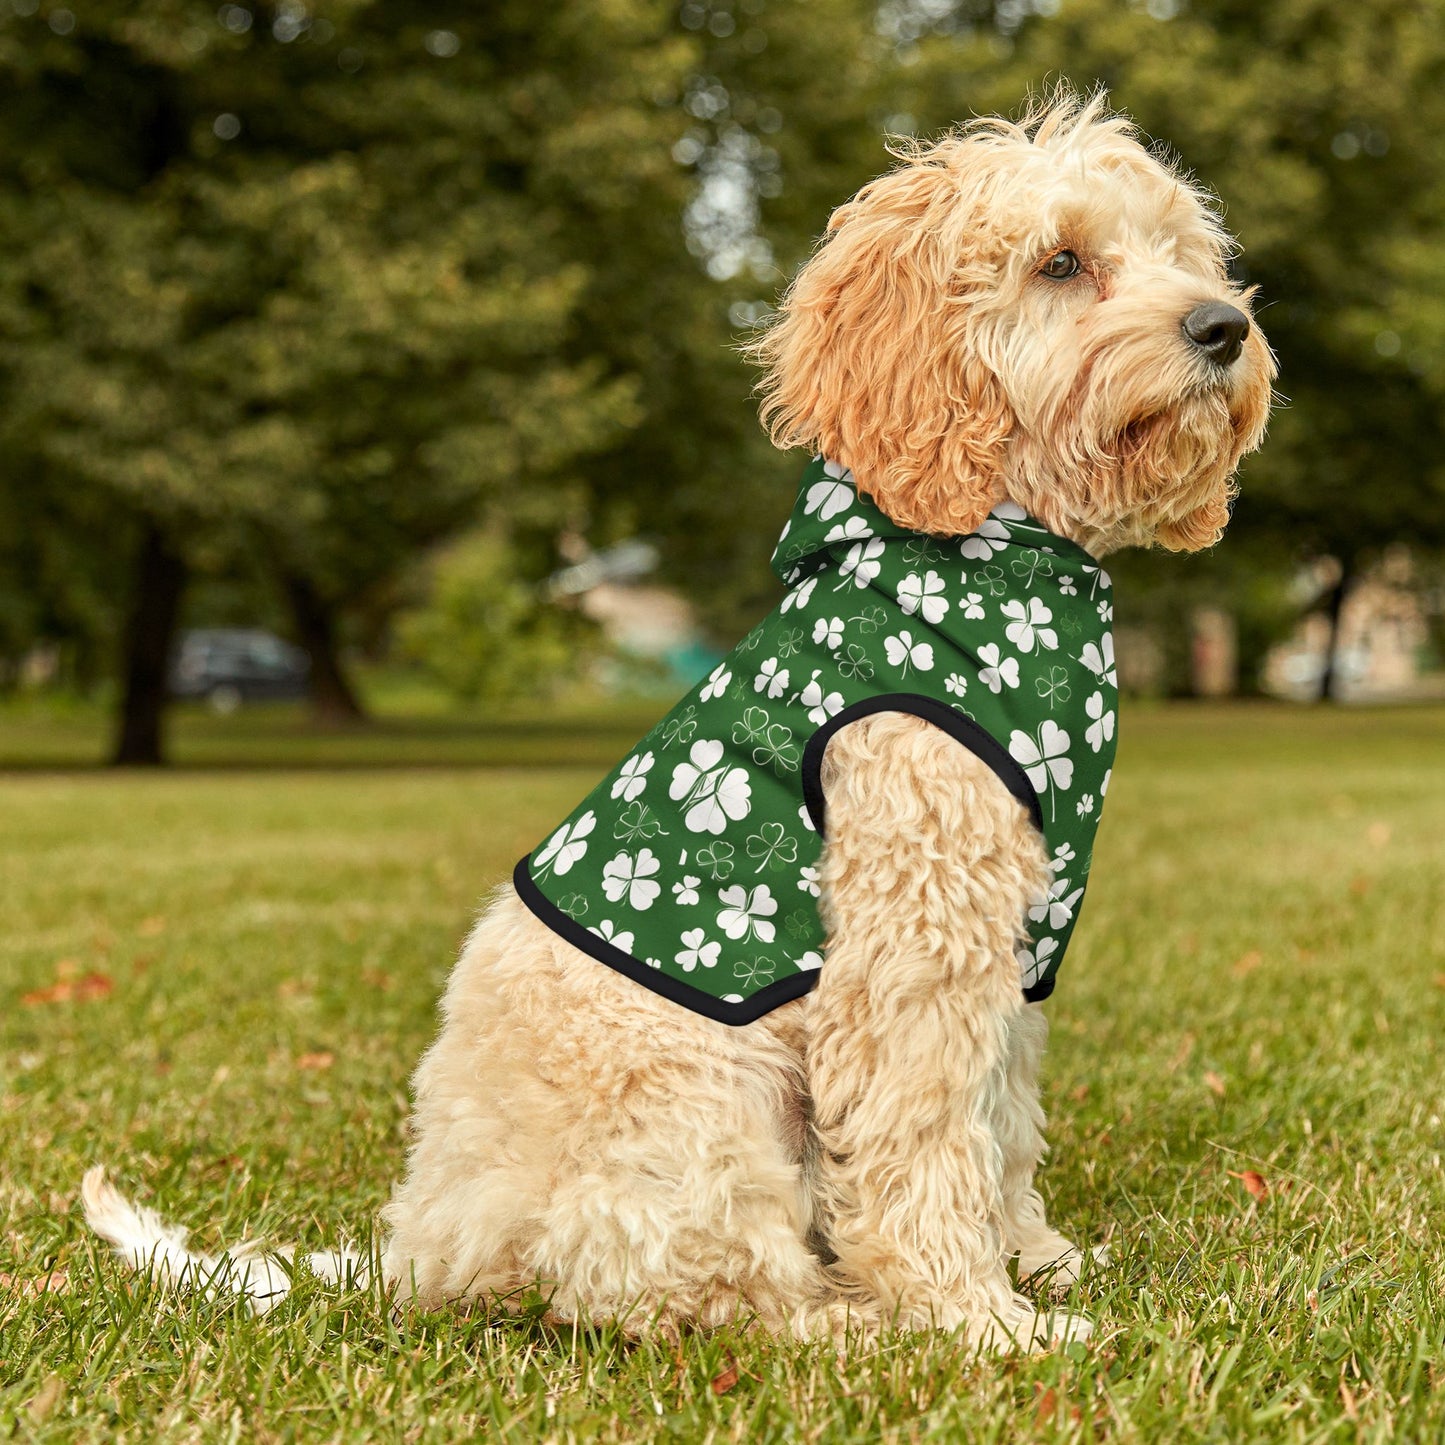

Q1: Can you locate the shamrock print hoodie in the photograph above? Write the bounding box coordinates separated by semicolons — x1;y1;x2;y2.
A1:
515;456;1119;1025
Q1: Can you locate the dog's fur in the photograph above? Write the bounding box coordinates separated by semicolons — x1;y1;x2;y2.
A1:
85;91;1273;1350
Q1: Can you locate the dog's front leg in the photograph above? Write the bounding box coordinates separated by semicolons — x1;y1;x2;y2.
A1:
806;712;1088;1349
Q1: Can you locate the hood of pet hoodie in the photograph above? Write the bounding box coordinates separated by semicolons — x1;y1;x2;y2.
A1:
515;456;1120;1026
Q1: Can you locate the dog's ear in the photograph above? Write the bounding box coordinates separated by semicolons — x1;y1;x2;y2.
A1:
749;155;1012;536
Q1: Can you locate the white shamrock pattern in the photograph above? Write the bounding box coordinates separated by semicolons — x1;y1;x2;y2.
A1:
884;630;934;675
531;461;1117;1009
610;751;654;802
977;642;1020;693
1085;691;1115;752
897;570;949;624
534;810;596;878
716;884;778;943
1081;633;1117;686
669;740;753;835
601;848;662;910
800;671;844;725
675;927;720;972
1002;597;1058;654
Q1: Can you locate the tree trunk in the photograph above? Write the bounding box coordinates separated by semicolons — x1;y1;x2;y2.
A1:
1317;557;1354;703
281;571;366;725
112;524;187;766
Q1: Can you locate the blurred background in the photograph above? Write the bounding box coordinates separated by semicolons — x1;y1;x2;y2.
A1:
2;0;1444;767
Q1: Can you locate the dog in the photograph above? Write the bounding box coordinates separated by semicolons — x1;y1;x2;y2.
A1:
85;90;1273;1351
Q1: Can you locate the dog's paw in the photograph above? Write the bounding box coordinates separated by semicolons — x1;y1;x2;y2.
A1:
973;1295;1093;1353
1018;1240;1110;1293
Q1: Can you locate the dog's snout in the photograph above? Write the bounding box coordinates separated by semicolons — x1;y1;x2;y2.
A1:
1182;302;1250;367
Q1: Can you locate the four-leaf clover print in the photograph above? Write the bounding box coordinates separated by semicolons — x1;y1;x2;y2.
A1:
897;570;949;624
835;538;884;590
669;740;752;835
610;750;654;802
717;884;778;943
1009;721;1074;820
805;461;856;520
813;616;844;649
534;810;596;878
1002;597;1058;654
601;848;663;910
884;630;934;675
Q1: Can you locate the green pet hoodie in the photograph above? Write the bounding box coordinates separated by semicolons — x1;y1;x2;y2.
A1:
515;457;1119;1025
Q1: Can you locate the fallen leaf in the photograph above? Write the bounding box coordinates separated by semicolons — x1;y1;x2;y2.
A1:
1034;1386;1058;1425
0;1268;70;1299
1232;950;1263;977
1204;1071;1227;1098
362;969;394;992
1070;1084;1090;1103
711;1357;740;1396
295;1051;334;1071
138;915;167;937
1229;1169;1268;1201
21;972;113;1006
1365;822;1391;848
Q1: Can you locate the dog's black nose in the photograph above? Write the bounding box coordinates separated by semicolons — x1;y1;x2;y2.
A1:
1182;302;1250;367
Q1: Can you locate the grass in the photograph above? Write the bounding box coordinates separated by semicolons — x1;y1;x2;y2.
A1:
2;700;1444;1442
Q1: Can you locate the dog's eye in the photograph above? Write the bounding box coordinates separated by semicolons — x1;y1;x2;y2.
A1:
1040;250;1081;280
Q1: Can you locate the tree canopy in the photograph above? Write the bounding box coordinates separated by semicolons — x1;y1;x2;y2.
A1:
1;0;1441;751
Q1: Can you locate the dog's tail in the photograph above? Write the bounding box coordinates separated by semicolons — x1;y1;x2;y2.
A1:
81;1165;368;1315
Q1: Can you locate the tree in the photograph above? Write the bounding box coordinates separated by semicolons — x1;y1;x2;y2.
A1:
0;1;697;759
884;0;1445;694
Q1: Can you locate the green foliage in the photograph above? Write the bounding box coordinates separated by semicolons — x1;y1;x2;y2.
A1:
2;703;1444;1438
395;533;594;704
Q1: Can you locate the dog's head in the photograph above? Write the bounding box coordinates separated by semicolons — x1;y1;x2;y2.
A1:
750;90;1275;554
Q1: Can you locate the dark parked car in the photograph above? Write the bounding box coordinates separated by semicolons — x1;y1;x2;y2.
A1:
170;629;310;712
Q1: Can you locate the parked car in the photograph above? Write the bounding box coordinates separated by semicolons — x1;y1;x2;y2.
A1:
170;629;310;712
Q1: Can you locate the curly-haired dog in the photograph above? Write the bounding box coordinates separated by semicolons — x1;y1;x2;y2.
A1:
85;92;1273;1350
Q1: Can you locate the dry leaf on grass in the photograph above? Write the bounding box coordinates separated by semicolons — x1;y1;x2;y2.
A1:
1232;950;1263;977
1204;1070;1227;1098
295;1051;334;1071
1034;1386;1058;1424
710;1357;740;1396
1228;1169;1269;1201
21;972;114;1006
0;1268;70;1299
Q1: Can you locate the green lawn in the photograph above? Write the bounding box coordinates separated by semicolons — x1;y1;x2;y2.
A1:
2;703;1444;1442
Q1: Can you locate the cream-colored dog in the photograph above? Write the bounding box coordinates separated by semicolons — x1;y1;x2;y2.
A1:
85;92;1273;1350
